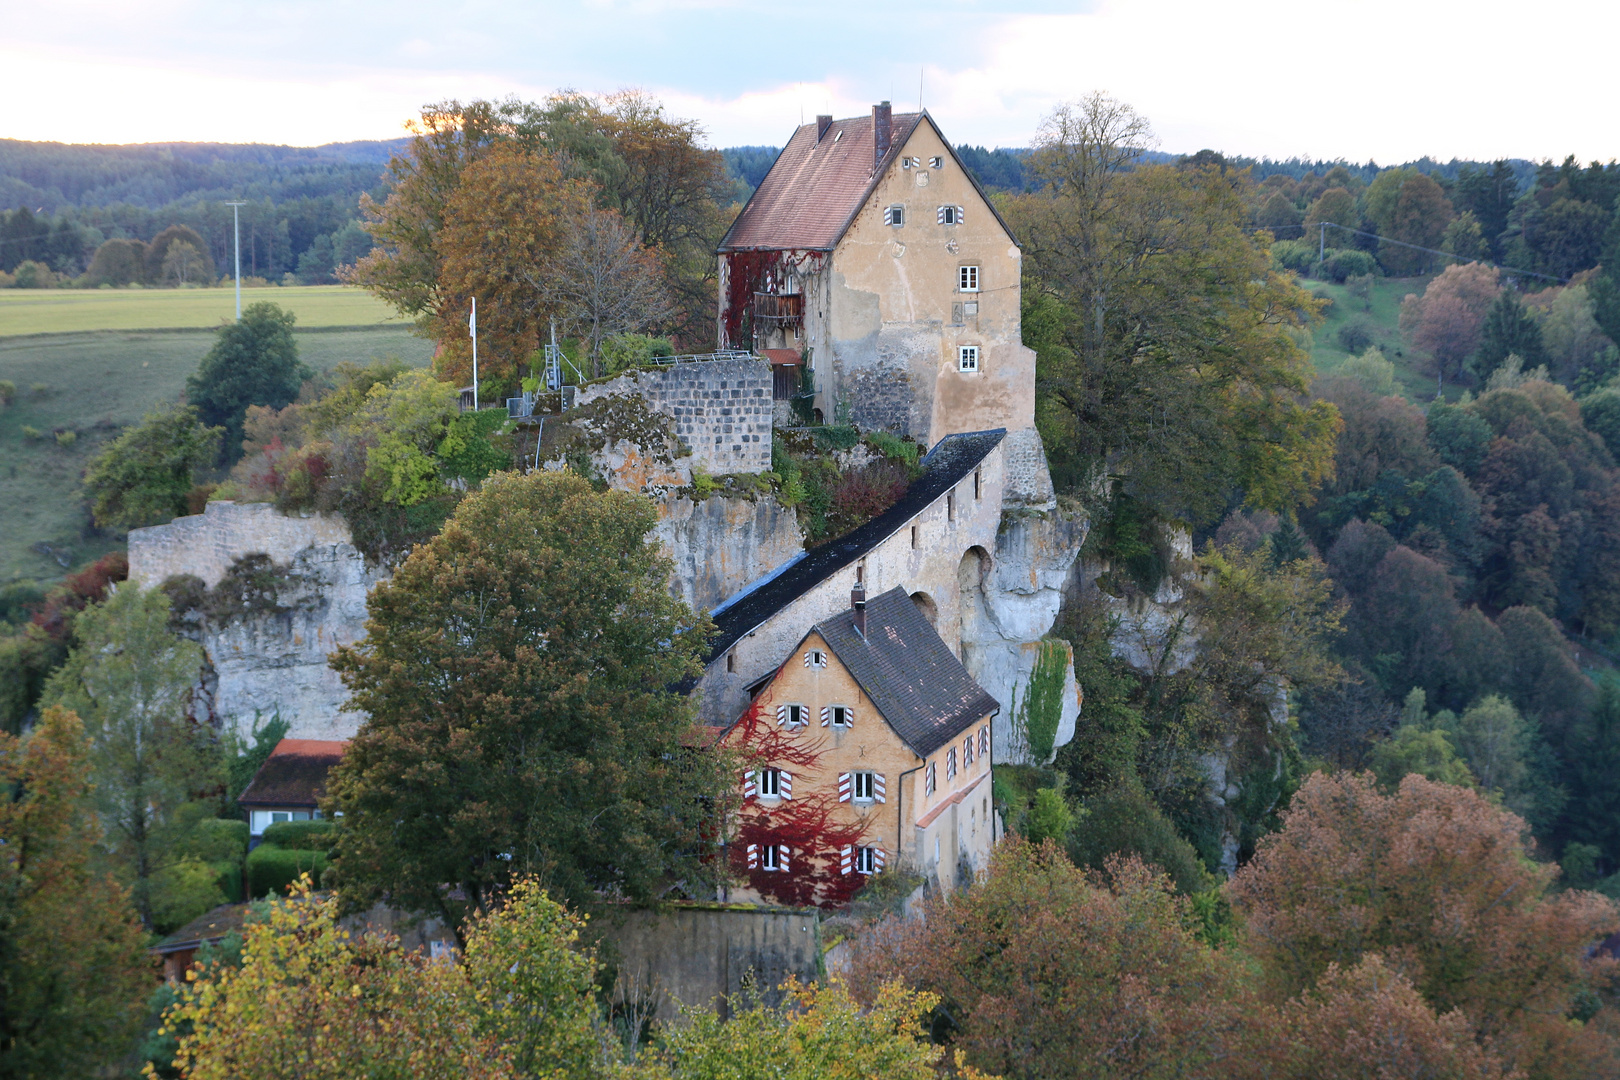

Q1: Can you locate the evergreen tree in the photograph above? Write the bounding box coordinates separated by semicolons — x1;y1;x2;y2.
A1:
1473;292;1548;382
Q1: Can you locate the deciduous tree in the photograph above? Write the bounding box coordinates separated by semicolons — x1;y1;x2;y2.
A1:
186;301;310;460
1398;263;1500;389
82;403;223;530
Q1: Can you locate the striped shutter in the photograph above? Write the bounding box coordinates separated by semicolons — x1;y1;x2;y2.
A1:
780;771;792;800
845;707;855;729
937;205;947;224
980;725;990;758
956;205;965;223
873;847;887;872
838;772;852;802
804;651;811;667
840;845;853;875
873;773;887;804
820;705;830;727
776;704;787;725
743;770;756;799
779;845;791;871
746;843;759;869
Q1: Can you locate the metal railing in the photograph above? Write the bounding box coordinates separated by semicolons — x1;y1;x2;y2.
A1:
651;350;759;365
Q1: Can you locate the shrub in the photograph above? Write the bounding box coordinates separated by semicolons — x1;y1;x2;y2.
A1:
0;380;14;405
827;459;908;535
260;819;335;851
1336;316;1376;354
1271;239;1317;275
54;429;76;447
1068;784;1216;895
811;424;860;451
865;430;920;469
1321;248;1379;283
20;426;41;441
1311;288;1335;315
246;844;329;897
12;260;57;289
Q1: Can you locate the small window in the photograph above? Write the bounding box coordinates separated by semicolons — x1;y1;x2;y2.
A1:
925;763;937;795
804;649;827;669
726;651;735;673
937;205;963;225
884;204;905;226
761;843;781;871
902;155;920;169
853;771;875;801
979;725;990;759
759;767;781;798
777;702;810;727
856;560;865;584
947;491;956;521
855;846;877;874
958;265;979;292
929;156;944;169
910;524;919;549
947;747;958;780
830;705;853;728
958;346;980;373
974;469;982;499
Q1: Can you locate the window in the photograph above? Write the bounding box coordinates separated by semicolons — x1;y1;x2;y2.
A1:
883;204;905;226
929;156;944;169
839;770;885;802
902;155;920;169
842;844;886;875
856;560;866;584
758;767;780;798
937;204;963;225
958;345;980;373
925;762;937;795
910;524;919;549
760;843;781;871
853;771;875;801
855;846;877;873
974;468;982;498
804;649;827;669
947;491;956;521
776;702;809;727
826;704;854;728
947;747;958;780
958;265;979;292
726;651;735;673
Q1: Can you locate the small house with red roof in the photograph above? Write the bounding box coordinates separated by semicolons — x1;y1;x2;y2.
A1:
238;738;346;845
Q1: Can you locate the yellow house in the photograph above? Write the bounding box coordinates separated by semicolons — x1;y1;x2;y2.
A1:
724;583;999;904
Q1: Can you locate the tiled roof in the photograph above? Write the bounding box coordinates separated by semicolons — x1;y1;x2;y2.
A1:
238;738;347;808
152;902;252;955
818;586;999;759
718;111;924;252
705;428;1006;673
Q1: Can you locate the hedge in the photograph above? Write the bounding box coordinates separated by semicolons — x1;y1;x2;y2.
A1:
246;844;330;898
260;819;336;851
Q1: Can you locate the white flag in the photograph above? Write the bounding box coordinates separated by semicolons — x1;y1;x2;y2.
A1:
468;297;477;337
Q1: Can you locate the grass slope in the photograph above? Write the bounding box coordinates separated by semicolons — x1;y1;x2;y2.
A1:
1300;274;1455;401
0;285;407;337
0;326;432;584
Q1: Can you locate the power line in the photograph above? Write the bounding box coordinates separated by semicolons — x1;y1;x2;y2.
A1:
1300;220;1568;284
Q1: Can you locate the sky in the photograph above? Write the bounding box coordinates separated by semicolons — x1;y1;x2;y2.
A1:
6;0;1618;163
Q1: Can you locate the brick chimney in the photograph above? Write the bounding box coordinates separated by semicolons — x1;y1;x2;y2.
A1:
872;101;892;169
816;114;833;141
852;583;867;638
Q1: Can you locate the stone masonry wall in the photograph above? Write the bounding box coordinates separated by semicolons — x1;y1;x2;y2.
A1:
574;358;773;474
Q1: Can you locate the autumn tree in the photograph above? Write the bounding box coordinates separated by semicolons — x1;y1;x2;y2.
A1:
327;470;728;937
143;224;213;284
849;839;1249;1080
1229;771;1620;1076
1011;93;1339;527
81;403;223;529
547;205;675;375
0;707;149;1080
1399;262;1501;389
41;585;222;932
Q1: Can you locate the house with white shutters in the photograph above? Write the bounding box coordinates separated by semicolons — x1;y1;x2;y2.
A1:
724;583;999;901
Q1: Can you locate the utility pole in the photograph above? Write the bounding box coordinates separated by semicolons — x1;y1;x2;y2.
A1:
224;201;246;319
1319;221;1327;267
469;297;479;410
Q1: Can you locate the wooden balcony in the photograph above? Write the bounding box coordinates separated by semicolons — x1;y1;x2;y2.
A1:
752;292;804;324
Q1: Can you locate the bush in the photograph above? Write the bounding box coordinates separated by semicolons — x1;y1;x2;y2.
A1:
246;844;330;897
1067;784;1215;895
20;426;41;442
1336;316;1376;354
1271;240;1317;275
195;817;250;857
864;430;920;469
12;260;57;289
261;818;336;851
0;380;14;405
1321;248;1379;283
54;429;76;447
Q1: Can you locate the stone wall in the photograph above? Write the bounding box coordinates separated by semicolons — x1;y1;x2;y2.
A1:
574;358;773;475
597;905;822;1022
128;501;357;589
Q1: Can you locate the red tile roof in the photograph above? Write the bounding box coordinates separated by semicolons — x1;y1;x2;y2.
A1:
238;738;347;808
759;349;801;365
719;111;924;252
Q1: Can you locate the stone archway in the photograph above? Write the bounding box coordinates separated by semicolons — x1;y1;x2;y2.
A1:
910;590;939;627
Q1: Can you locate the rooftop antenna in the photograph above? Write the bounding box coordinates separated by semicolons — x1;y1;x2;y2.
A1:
918;68;923;112
223;201;246;319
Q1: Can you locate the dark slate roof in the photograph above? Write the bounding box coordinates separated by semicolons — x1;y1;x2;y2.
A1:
706;428;1006;668
818;586;999;758
719;111;1019;254
237;738;347;808
152;902;252;955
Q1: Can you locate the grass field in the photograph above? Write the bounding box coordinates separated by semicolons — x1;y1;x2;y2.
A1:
0;325;432;584
0;284;407;337
1300;274;1454;401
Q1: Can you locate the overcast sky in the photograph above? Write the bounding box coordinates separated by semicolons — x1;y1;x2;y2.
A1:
7;0;1617;163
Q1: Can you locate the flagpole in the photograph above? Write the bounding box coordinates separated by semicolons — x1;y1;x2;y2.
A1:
470;298;479;411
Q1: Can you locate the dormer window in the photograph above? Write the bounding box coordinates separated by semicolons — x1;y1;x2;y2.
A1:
884;204;905;227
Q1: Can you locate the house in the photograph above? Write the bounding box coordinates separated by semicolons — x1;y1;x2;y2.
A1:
725;583;999;900
151;902;252;983
238;738;346;845
718;103;1038;455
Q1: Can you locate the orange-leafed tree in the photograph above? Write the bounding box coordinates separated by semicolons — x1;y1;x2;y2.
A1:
1230;771;1620;1077
725;696;871;909
1399;262;1501;389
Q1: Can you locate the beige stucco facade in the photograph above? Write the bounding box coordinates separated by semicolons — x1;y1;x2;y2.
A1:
732;628;995;896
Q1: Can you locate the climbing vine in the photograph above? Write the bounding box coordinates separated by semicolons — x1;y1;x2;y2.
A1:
1009;639;1069;763
720;250;821;349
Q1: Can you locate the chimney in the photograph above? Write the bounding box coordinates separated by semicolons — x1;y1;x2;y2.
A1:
872;101;892;168
816;114;833;141
852;584;867;638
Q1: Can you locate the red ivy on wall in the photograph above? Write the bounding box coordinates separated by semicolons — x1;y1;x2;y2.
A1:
720;250;823;350
725;695;870;908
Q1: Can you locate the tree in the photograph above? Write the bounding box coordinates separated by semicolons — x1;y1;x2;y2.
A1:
1475;291;1548;382
546;206;674;375
144;224;214;285
1353;546;1460;699
1454;161;1519;262
1541;283;1616;387
0;707;149;1080
160;240;207;286
1302;187;1358;252
81;404;223;530
1258;190;1303;238
1367;722;1475;790
85;237;146;286
848;840;1249;1080
1398;263;1500;389
1367;171;1454;275
1496;604;1593;739
1010;93;1339;525
1442;211;1487;261
186;301;309;460
327;469;727;937
41;585;219;931
1228;771;1620;1075
1564;678;1620;869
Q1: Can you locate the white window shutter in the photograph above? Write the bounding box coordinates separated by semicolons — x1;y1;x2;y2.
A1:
937;205;947;224
874;847;887;872
838;772;852;802
847;707;855;729
956;205;965;223
820;705;830;727
746;843;759;869
874;773;887;804
779;845;791;871
776;703;787;725
780;771;792;800
743;770;756;799
840;845;853;875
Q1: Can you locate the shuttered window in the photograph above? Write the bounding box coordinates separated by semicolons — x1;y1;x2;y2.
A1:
884;204;905;226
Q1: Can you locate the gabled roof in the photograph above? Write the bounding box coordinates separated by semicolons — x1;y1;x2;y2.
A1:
238;738;347;808
720;110;1020;254
152;902;252;955
814;586;999;759
705;429;1006;672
